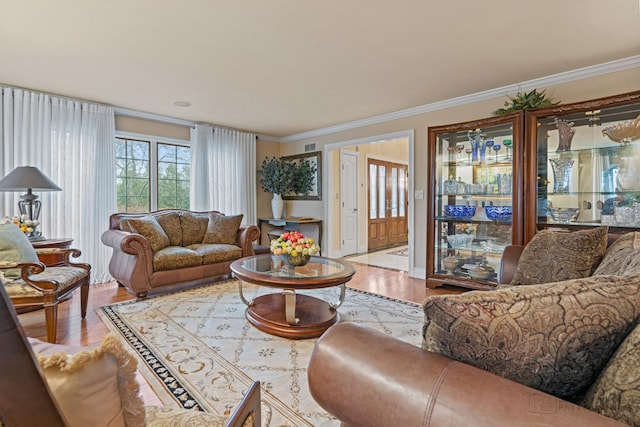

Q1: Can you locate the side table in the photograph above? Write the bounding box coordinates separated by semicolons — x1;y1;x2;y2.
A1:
31;238;74;267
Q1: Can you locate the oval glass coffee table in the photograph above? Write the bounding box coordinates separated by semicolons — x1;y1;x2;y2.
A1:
230;255;356;339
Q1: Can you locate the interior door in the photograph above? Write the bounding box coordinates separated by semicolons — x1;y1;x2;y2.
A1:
340;150;358;256
367;159;408;251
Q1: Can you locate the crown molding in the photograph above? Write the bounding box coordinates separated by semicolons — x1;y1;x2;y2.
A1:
281;55;640;143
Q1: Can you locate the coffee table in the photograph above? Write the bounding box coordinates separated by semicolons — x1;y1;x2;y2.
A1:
230;255;356;339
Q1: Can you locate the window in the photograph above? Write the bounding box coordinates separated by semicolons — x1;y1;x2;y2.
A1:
116;136;190;212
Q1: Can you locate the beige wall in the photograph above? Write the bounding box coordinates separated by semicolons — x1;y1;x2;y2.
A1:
281;68;640;277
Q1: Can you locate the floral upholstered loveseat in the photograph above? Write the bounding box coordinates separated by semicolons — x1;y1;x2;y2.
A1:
309;227;640;426
101;209;260;300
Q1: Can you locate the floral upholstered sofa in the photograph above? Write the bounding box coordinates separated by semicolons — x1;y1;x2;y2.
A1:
102;209;260;300
309;227;640;426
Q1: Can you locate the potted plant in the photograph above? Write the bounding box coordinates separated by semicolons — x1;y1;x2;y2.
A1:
492;89;559;115
290;158;317;195
258;157;294;219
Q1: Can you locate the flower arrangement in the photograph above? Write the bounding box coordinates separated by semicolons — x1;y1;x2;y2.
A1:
1;215;40;234
270;231;320;257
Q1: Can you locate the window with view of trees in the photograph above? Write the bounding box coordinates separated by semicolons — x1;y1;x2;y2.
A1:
116;136;190;212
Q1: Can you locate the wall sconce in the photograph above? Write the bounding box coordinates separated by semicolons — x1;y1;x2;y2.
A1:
0;166;62;240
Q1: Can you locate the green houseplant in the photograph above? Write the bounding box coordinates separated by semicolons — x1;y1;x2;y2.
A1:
492;89;560;115
259;156;317;219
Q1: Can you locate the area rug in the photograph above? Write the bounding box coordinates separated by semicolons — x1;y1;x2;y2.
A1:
98;279;423;427
389;247;409;257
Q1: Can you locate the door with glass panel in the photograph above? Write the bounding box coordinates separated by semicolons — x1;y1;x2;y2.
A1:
367;159;408;251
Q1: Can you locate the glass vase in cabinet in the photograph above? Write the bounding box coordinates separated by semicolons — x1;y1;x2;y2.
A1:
427;112;524;290
524;90;640;242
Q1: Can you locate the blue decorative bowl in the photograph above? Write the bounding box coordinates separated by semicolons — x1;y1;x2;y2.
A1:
485;205;513;221
444;205;476;219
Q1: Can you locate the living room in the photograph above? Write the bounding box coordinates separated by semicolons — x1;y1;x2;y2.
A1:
2;1;640;426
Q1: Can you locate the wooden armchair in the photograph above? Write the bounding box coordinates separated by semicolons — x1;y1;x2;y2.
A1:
0;222;91;343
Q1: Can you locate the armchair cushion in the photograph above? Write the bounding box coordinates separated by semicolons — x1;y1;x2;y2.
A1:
123;215;170;253
202;214;244;245
0;222;39;279
582;323;640;426
593;231;640;277
510;227;608;286
423;274;640;399
30;333;145;427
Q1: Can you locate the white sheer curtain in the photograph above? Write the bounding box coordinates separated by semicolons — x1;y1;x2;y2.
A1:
0;87;116;283
190;124;257;225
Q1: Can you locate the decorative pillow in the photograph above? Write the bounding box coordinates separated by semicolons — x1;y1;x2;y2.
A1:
155;211;183;247
202;214;243;245
179;212;209;246
510;227;608;286
582;323;640;426
593;232;640;277
0;222;39;279
422;274;640;399
29;333;145;427
123;216;170;253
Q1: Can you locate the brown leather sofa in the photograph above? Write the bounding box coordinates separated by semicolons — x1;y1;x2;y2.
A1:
308;230;639;427
102;209;260;299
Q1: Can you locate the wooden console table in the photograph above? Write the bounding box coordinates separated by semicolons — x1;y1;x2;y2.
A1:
31;238;73;267
258;217;322;249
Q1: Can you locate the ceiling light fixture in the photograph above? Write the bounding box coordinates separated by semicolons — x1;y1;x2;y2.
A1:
173;101;191;107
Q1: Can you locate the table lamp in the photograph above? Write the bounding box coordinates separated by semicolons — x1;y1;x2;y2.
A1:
0;166;62;240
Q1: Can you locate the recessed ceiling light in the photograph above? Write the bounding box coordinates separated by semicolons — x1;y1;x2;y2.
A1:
173;101;191;107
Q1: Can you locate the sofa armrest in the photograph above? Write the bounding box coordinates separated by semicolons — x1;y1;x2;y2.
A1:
498;244;525;284
308;322;624;427
101;229;154;293
237;225;261;257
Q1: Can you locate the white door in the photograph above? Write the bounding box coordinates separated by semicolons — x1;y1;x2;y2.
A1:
341;150;358;256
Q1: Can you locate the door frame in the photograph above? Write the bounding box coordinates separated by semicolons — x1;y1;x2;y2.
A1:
323;129;415;276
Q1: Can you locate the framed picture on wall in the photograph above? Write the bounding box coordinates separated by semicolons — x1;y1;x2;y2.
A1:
282;151;322;200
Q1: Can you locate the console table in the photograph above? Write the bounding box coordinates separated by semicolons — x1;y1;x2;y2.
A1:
258;217;322;249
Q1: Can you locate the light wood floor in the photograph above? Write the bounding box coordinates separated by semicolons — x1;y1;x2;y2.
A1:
17;263;463;406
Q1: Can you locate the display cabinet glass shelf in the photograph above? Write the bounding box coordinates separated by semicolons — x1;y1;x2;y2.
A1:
427;112;524;290
524;91;640;242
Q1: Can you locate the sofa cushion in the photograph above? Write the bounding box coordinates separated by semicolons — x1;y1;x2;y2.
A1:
0;222;40;280
582;322;640;426
29;333;145;427
179;212;209;246
510;227;608;286
191;243;243;264
153;246;203;271
423;274;640;399
593;232;640;277
155;211;183;247
123;215;170;253
202;214;243;245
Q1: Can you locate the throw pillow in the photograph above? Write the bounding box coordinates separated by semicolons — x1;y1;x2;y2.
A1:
510;226;608;286
123;215;170;253
179;212;210;246
202;214;244;245
30;333;145;427
593;232;640;277
422;274;640;399
582;323;640;427
0;222;40;279
155;211;183;247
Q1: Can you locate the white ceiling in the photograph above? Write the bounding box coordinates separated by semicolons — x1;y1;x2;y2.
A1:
2;1;639;138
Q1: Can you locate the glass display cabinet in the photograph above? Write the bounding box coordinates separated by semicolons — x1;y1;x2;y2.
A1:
524;91;640;241
427;112;524;290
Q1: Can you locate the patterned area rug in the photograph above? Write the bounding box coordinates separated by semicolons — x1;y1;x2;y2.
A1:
98;279;423;427
389;247;409;257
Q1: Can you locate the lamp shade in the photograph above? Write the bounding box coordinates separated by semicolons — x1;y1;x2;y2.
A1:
0;167;62;191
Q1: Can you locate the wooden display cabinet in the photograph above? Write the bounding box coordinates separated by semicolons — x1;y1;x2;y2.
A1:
427;112;524;290
524;90;640;242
